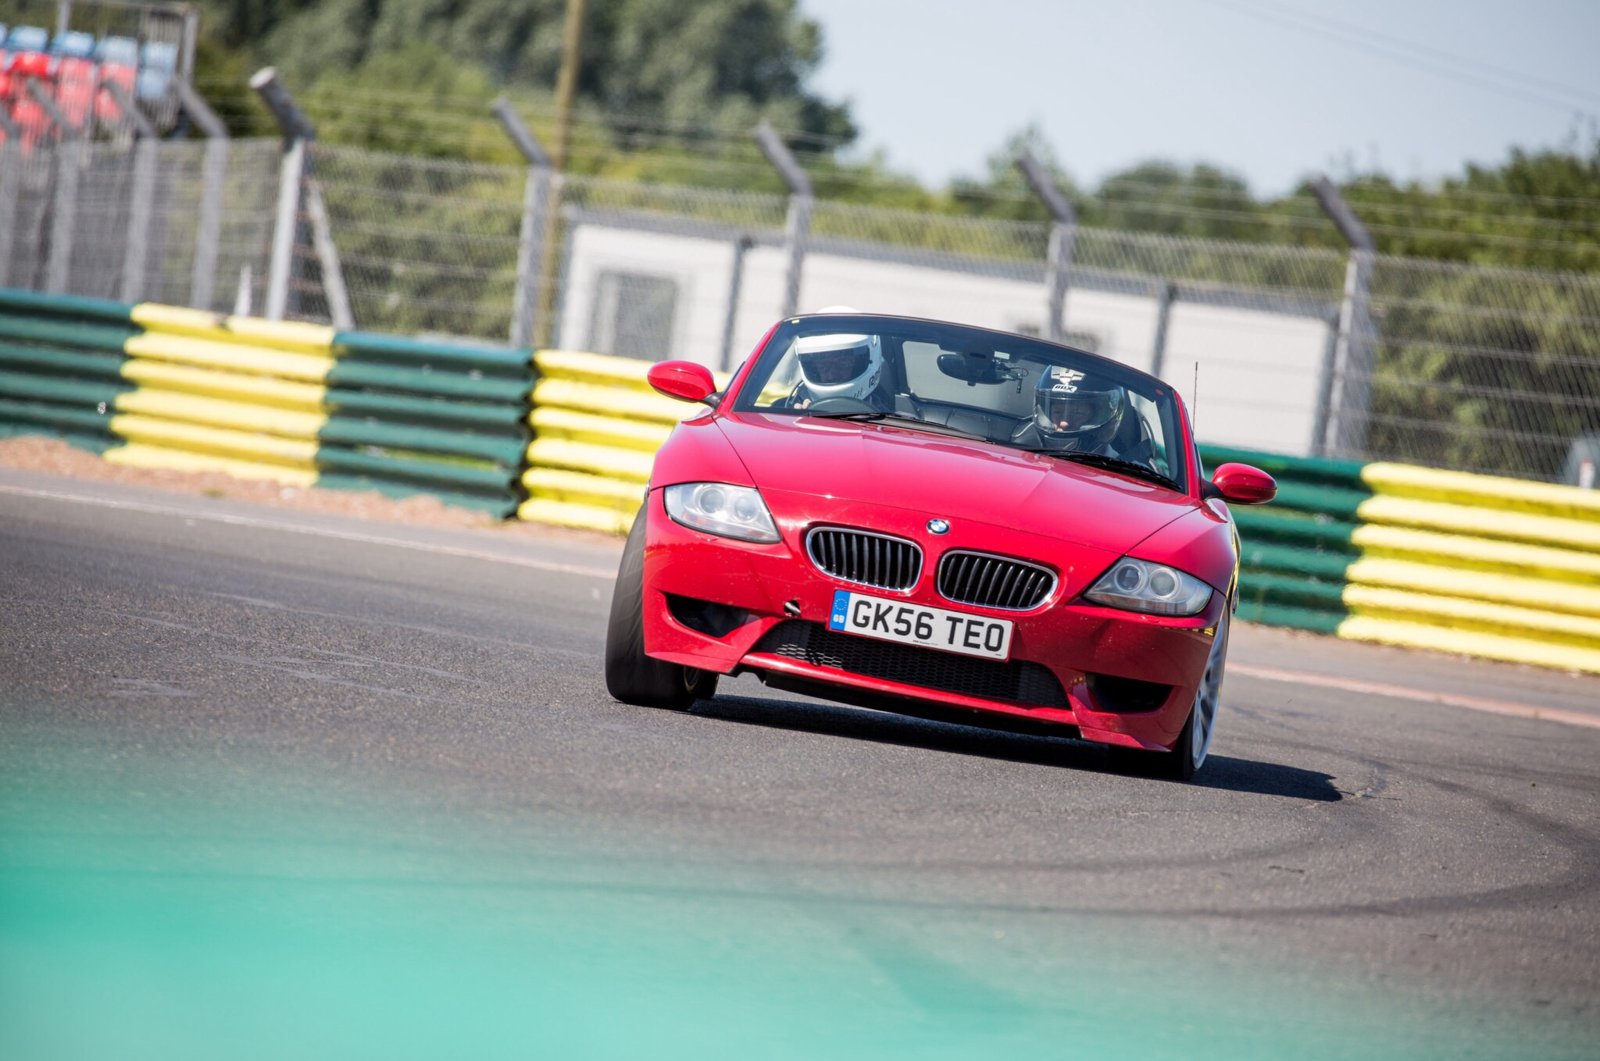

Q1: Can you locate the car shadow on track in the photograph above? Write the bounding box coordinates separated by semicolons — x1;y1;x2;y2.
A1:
693;693;1340;801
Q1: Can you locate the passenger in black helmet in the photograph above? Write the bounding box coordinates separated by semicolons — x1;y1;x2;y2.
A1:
1011;366;1155;465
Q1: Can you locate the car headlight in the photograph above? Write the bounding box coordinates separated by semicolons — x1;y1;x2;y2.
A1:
664;482;780;543
1084;557;1212;616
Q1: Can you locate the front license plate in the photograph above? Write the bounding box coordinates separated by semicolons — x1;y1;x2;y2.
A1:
827;590;1013;661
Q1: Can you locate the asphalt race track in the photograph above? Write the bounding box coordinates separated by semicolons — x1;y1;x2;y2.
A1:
2;467;1597;1060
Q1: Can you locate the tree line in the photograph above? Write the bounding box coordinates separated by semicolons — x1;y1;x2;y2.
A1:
187;0;1599;477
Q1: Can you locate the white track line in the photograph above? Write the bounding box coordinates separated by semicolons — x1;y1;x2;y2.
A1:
0;482;616;580
1231;663;1600;730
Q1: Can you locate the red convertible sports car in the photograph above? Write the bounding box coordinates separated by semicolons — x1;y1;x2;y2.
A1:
605;313;1276;780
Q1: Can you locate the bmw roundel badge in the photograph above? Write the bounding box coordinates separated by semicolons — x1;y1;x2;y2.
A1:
927;518;950;535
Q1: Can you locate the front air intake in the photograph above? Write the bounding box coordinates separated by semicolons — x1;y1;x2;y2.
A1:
753;621;1068;708
806;527;922;591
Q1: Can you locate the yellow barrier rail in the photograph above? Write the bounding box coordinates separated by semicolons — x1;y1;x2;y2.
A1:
1345;462;1600;674
519;350;729;531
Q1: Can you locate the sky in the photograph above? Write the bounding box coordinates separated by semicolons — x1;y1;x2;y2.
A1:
798;0;1600;197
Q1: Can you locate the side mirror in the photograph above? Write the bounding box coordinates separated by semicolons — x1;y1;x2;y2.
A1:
647;360;718;406
1205;462;1276;504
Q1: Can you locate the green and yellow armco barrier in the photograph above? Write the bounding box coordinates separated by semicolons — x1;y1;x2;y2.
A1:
519;349;729;535
6;291;1598;675
0;288;533;515
1221;445;1600;676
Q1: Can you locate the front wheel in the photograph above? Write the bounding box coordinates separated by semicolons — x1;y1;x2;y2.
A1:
604;508;719;709
1163;610;1229;781
1112;610;1228;782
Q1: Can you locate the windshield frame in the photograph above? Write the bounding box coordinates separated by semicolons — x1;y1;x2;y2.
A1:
731;314;1192;494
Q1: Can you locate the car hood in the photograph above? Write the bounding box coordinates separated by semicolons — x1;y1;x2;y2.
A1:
716;414;1196;554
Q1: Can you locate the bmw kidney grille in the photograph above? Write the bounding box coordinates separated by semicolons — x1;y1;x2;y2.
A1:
936;551;1056;610
806;527;922;591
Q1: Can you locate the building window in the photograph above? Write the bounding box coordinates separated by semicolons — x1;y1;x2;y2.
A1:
588;270;679;361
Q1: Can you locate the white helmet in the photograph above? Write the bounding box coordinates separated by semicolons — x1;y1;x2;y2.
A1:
795;331;883;402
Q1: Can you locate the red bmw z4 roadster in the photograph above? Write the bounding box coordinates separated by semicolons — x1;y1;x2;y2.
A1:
605;312;1276;780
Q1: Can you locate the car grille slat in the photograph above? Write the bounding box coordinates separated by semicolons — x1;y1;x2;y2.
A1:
998;564;1025;608
937;551;1056;611
806;527;922;592
979;557;1000;602
754;621;1067;709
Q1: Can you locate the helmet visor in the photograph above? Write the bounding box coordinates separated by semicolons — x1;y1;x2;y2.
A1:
1042;389;1120;431
799;342;871;385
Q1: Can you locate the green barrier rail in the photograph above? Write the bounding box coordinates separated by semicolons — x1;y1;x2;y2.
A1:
0;314;140;351
0;288;139;324
0;289;534;517
0;396;121;437
1199;444;1367;486
334;331;533;369
1200;444;1369;636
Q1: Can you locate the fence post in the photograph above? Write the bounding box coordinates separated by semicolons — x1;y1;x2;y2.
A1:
0;109;19;288
172;77;229;311
251;68;352;326
1149;280;1177;378
754;120;812;317
101;81;160;304
27;81;85;294
720;234;755;371
492;97;553;349
1311;175;1376;459
1309;310;1342;457
303;179;354;329
251;69;311;321
1015;149;1077;343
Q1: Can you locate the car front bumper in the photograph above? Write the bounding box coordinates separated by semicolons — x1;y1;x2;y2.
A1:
639;488;1225;752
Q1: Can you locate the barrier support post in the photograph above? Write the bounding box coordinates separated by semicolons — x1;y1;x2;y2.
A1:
251;67;351;326
1149;280;1177;379
102;81;160;304
492;97;554;349
1312;175;1377;460
1015;149;1077;343
755;120;812;318
0;108;19;287
173;77;230;311
29;80;84;295
720;234;755;371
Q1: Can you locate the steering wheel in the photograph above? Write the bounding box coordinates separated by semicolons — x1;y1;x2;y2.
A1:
804;396;877;414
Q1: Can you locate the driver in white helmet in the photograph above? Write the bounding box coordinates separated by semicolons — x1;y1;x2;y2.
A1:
784;331;892;411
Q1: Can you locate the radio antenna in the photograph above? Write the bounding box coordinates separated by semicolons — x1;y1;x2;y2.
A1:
1192;362;1199;434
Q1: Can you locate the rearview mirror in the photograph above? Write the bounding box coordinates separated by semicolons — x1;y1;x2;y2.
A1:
1205;463;1276;505
936;352;1010;386
647;360;718;406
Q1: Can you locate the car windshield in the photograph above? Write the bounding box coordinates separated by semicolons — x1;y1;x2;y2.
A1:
733;315;1188;490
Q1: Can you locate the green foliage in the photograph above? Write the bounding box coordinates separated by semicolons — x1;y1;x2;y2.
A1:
1088;161;1265;241
300;42;518;162
948;124;1078;222
1369;262;1600;476
181;2;1600;480
1341;144;1600;273
193;0;852;153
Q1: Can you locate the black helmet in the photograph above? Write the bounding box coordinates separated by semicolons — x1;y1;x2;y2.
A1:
1033;367;1125;451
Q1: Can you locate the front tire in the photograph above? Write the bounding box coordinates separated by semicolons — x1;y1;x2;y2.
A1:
604;507;719;709
1111;610;1228;782
1162;610;1229;781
